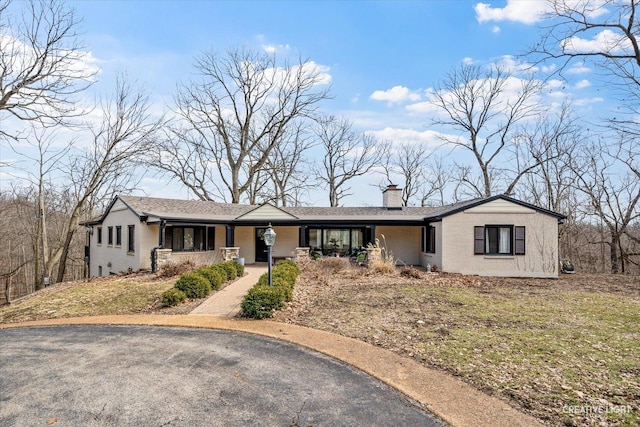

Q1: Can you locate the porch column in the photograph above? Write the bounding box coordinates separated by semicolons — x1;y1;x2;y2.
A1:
299;225;307;247
225;225;235;247
159;220;166;248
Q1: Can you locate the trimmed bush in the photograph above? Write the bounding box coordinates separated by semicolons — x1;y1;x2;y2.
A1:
197;267;225;290
220;261;238;281
240;285;285;319
161;288;187;307
276;259;300;275
231;259;245;277
210;264;229;284
242;261;300;318
175;272;212;299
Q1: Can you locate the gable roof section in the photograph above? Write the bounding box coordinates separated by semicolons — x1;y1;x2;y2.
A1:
427;194;567;221
235;203;299;221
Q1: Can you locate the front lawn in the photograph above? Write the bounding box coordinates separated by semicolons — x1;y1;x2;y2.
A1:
273;261;640;426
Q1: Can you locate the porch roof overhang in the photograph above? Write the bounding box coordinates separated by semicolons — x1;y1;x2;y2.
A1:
145;216;429;227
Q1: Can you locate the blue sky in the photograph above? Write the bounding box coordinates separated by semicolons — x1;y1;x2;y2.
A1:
73;1;545;109
4;1;614;206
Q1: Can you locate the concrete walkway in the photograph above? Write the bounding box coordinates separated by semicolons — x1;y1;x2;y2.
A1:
189;265;267;317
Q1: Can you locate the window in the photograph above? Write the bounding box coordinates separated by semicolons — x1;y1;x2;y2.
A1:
474;225;526;255
107;227;113;245
128;225;135;253
115;226;122;246
166;226;206;252
98;266;103;276
97;227;102;245
422;226;436;253
307;228;365;256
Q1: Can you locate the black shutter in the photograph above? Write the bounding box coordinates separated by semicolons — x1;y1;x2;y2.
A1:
474;226;485;255
515;226;526;255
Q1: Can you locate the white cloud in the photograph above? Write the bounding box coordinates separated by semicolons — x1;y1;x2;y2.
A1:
491;25;501;34
495;55;537;74
462;57;474;65
262;43;291;54
370;85;421;104
575;79;591;89
366;127;442;148
405;100;439;114
562;29;631;54
574;97;604;106
474;0;548;24
567;62;590;74
541;63;557;73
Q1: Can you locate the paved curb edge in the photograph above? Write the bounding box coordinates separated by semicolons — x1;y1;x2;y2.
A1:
0;315;543;427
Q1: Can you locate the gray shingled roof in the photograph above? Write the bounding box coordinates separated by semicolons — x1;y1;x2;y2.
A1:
105;194;563;224
117;195;488;222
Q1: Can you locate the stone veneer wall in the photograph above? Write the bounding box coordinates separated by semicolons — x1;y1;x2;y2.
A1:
220;247;240;261
295;247;310;261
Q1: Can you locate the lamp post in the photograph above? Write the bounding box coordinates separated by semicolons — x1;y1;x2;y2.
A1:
263;223;277;286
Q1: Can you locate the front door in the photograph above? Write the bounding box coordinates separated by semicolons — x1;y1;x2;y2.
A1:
255;228;268;262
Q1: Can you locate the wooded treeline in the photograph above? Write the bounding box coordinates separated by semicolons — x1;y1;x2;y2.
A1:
2;0;640;303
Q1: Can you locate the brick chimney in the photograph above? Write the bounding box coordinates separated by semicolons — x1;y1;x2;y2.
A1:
383;184;402;209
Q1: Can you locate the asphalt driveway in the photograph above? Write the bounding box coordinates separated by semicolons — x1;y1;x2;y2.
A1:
0;325;444;426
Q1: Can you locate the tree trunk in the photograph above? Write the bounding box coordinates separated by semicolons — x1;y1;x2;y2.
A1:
55;207;82;283
610;231;619;274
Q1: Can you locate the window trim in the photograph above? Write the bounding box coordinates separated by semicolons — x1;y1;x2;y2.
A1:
97;227;102;245
107;226;113;246
115;226;122;247
422;225;436;253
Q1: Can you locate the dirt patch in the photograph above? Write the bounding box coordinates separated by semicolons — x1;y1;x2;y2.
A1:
273;261;640;426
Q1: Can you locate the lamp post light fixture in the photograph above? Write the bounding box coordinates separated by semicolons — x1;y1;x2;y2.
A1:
263;223;277;286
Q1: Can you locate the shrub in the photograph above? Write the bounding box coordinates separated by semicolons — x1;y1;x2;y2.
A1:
158;259;196;278
370;259;396;275
276;259;300;275
220;261;238;281
241;261;299;318
240;285;285;319
197;267;225;290
175;272;212;299
317;257;349;275
161;288;187;307
210;264;229;284
400;266;422;279
231;259;245;277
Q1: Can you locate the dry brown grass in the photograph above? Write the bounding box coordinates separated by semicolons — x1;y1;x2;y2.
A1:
0;272;203;323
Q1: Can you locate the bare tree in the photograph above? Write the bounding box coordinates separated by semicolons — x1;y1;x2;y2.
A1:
509;102;582;202
314;115;386;207
54;76;164;282
572;137;640;273
252;121;315;206
429;64;542;197
378;142;449;207
532;1;640;85
0;0;94;141
158;47;330;203
19;128;72;289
